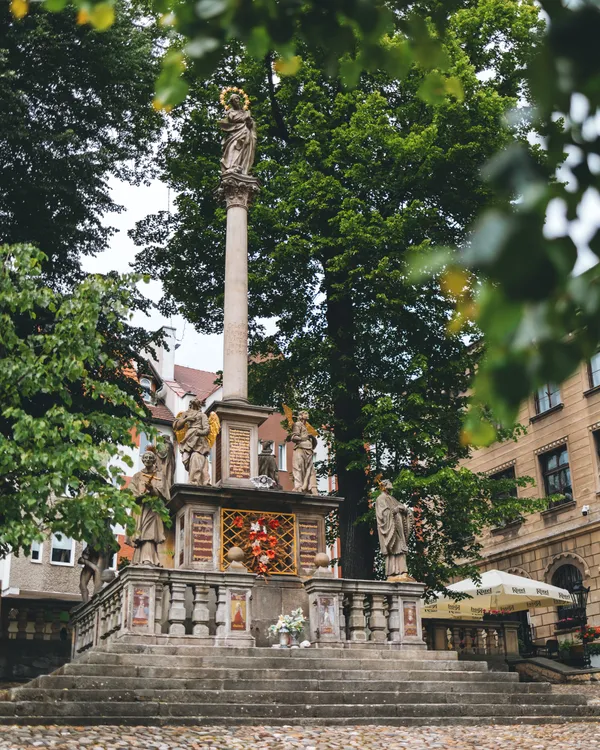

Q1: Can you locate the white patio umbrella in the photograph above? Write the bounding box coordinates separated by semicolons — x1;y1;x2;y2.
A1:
420;569;572;619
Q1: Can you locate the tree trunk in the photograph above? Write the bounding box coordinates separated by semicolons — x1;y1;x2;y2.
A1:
325;277;374;580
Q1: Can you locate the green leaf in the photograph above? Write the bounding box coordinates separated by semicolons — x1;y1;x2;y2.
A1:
195;0;228;20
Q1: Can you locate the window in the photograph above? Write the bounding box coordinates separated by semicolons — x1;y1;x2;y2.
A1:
534;383;561;414
540;446;572;508
50;534;74;565
138;432;152;467
489;466;518;499
589;353;600;389
552;564;582;620
139;377;153;403
278;444;287;472
30;540;42;563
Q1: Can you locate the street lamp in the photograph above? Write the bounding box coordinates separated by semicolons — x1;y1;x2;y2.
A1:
571;581;591;669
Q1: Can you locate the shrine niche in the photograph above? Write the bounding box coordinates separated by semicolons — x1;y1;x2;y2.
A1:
220;508;297;575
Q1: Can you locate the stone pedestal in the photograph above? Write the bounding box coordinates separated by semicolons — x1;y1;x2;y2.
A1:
207;400;272;488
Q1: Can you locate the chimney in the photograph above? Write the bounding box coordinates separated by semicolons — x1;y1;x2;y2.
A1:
152;325;176;381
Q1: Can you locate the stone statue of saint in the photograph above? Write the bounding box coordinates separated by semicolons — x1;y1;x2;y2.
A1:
78;535;117;604
173;399;211;485
291;410;318;495
127;450;167;566
219;93;257;176
258;440;280;489
375;479;414;579
155;435;176;496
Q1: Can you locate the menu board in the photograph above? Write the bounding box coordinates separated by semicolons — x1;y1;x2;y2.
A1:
298;519;319;569
229;428;251;479
192;512;214;563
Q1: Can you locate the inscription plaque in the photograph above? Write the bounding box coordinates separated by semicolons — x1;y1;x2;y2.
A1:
229;427;251;479
192;512;214;563
298;519;319;570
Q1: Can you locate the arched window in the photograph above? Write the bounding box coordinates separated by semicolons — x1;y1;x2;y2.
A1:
139;377;152;403
552;564;582;620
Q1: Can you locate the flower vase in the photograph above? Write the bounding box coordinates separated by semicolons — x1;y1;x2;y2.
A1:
290;631;300;648
279;629;290;648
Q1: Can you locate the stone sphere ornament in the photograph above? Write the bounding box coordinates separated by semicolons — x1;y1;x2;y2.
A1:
227;546;245;564
314;552;330;569
219;86;250;111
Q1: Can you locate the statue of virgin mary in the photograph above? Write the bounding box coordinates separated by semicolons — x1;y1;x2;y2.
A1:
219;93;257;175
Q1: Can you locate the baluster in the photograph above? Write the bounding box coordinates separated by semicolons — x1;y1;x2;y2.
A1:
481;627;488;654
452;625;461;652
154;583;164;635
446;627;453;650
348;593;367;642
192;584;210;636
338;595;347;642
215;586;227;636
369;594;387;642
493;628;500;654
168;581;187;635
388;594;401;643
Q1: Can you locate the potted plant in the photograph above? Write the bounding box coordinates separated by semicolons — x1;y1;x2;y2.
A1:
588;642;600;668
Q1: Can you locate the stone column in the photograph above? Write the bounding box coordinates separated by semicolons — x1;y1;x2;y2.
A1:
219;174;260;403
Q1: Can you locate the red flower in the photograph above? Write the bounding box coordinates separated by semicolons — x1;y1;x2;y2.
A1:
256;517;266;527
266;549;276;560
268;535;277;547
268;518;280;530
257;531;268;542
258;562;268;573
252;544;262;556
233;516;244;528
249;531;257;541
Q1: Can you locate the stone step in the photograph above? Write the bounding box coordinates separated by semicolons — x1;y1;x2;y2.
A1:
0;700;594;721
8;689;577;706
59;664;509;682
28;675;539;693
106;643;456;661
77;652;491;672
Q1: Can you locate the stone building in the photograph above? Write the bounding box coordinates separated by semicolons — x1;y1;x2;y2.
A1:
463;355;600;644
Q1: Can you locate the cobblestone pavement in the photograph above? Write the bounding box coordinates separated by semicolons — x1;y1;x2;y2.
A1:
2;724;600;750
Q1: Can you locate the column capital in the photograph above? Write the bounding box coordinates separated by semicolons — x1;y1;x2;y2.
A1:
218;172;261;209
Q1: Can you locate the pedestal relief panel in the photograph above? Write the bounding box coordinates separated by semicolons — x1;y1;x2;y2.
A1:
298;519;319;572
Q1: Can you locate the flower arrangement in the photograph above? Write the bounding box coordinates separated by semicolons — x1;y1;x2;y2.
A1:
268;608;306;636
219;86;250;110
231;513;287;575
575;625;600;643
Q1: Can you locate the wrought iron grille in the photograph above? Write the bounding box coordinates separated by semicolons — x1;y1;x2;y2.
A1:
220;508;297;575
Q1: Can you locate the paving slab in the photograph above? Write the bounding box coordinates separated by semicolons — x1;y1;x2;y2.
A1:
2;723;600;749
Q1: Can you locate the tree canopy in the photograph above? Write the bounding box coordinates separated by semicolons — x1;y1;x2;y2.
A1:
1;0;162;280
0;244;161;557
132;0;545;583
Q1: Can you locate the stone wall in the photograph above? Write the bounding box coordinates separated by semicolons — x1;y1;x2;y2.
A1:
463;362;600;643
8;539;84;599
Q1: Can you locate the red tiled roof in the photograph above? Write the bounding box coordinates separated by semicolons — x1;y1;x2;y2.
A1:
148;402;176;423
173;365;220;403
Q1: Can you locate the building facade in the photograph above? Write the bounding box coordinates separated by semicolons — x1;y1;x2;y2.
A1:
463;356;600;644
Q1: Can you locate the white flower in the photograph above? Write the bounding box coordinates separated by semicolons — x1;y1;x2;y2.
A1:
259;554;269;564
250;522;261;532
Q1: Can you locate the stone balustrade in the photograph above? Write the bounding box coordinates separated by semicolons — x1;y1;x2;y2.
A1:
423;619;520;659
303;576;426;648
71;566;255;656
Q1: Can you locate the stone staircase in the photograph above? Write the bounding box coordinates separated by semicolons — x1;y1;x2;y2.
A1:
0;642;597;726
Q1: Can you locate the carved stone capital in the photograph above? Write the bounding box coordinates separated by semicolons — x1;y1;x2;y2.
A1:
217;172;261;209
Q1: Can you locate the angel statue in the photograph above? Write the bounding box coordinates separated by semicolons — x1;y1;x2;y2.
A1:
172;399;220;486
375;479;415;579
284;405;318;495
218;87;257;176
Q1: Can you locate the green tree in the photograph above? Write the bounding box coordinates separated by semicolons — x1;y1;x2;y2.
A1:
0;0;162;280
0;244;163;557
133;1;543;581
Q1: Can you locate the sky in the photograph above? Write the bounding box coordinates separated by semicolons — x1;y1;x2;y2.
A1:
81;177;224;375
